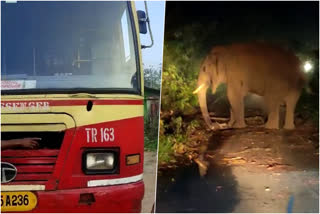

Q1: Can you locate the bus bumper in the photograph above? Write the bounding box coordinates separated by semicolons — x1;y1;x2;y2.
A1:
28;181;144;213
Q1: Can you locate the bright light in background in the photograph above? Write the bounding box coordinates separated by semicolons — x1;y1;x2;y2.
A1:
304;61;313;73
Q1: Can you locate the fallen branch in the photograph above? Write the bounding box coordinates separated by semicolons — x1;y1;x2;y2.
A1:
220;157;247;165
210;117;229;122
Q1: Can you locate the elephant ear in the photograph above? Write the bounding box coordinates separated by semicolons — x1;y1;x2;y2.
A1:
201;55;212;75
208;52;219;76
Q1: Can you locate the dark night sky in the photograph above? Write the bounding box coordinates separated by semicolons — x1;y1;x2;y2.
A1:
165;1;319;49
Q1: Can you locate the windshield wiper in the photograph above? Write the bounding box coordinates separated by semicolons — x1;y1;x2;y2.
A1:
69;93;97;98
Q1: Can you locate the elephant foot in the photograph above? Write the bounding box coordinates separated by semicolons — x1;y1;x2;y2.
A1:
264;122;279;129
283;123;295;130
232;121;246;129
228;120;235;127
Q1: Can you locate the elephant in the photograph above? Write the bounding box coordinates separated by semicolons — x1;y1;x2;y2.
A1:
194;42;306;130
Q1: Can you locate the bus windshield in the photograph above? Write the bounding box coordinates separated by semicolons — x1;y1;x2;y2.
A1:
1;1;139;93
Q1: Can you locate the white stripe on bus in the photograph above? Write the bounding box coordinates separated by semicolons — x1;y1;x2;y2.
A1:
1;185;45;191
87;174;143;187
1;174;143;190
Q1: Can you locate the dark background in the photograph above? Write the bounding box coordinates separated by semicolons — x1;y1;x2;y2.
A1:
165;1;318;49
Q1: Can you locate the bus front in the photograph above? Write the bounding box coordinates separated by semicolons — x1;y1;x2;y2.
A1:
1;1;145;212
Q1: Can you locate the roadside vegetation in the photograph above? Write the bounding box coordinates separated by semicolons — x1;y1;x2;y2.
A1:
159;25;210;165
144;118;159;151
144;66;161;152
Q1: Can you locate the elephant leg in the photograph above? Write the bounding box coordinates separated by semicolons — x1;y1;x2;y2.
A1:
284;90;300;130
265;97;281;129
227;89;246;128
228;109;235;127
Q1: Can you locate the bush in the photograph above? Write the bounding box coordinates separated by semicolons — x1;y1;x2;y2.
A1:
158;23;217;164
144;115;160;152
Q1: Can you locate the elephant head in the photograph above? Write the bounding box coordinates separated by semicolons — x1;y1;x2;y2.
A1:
194;51;227;129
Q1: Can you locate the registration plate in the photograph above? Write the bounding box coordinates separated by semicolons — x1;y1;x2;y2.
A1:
1;192;37;212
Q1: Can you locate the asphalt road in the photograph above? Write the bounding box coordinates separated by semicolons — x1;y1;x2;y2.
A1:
156;124;319;213
142;151;157;213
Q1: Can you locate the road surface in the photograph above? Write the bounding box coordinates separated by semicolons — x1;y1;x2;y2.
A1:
142;151;157;213
156;122;319;212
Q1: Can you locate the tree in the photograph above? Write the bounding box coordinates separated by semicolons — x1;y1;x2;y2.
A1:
144;65;162;89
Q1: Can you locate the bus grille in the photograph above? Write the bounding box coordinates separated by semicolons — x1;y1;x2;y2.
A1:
1;150;59;184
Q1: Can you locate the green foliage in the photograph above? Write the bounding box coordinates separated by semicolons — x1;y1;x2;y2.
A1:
161;58;198;115
186;120;201;136
161;29;210;114
158;134;174;163
144;134;158;151
158;118;200;164
158;22;220;164
158;25;230;164
170;116;183;134
158;119;174;163
144;117;159;152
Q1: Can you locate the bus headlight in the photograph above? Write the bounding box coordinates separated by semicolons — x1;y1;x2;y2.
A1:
82;150;118;174
87;153;114;170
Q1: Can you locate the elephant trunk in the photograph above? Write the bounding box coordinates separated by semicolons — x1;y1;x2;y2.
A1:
198;86;213;129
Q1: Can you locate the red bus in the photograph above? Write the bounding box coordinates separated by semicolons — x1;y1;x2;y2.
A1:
1;1;149;212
